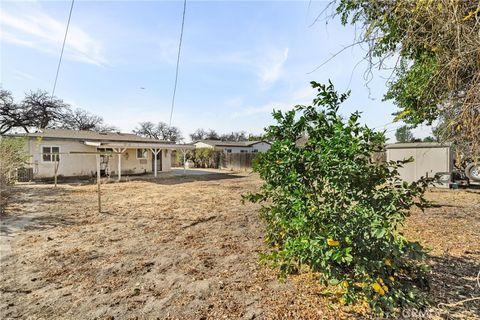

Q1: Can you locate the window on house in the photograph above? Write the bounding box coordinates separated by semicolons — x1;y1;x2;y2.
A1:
137;148;148;159
252;149;258;153
42;146;60;162
98;148;113;153
225;149;232;153
240;150;248;153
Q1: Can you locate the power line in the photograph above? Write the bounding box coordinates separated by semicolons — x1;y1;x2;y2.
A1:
371;121;395;130
169;0;187;127
384;125;404;134
51;0;75;98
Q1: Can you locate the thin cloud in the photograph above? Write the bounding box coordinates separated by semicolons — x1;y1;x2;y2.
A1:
232;98;305;118
225;97;243;108
156;38;181;65
257;48;289;86
13;70;34;80
194;47;289;87
1;7;107;66
232;83;314;118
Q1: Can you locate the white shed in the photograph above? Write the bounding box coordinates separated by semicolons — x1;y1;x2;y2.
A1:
386;142;453;182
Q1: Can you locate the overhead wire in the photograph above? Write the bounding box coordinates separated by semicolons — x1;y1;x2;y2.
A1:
51;0;75;98
169;0;187;127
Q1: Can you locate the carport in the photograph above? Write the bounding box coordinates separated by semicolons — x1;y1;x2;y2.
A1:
95;142;194;180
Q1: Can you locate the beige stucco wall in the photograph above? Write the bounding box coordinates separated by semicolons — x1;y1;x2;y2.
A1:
107;148;151;176
162;149;172;172
25;139;172;178
27;139;97;178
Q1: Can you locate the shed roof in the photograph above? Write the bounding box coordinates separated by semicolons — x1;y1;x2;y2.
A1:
13;129;169;144
195;140;269;147
386;142;452;149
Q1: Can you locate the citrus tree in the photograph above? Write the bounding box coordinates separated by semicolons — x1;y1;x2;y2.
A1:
245;82;430;315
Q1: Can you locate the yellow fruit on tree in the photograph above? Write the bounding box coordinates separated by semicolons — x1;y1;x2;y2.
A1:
327;239;340;246
384;258;392;267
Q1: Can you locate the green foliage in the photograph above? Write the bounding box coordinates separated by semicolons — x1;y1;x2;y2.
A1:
334;0;480;158
395;125;414;143
0;137;28;214
245;82;430;315
385;54;442;125
422;136;436;143
0;137;28;183
188;148;222;168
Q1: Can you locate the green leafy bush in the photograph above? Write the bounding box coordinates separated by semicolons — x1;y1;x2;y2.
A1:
245;82;430;315
0;137;28;214
187;148;222;168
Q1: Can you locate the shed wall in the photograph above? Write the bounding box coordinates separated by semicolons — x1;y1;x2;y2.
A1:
386;146;452;182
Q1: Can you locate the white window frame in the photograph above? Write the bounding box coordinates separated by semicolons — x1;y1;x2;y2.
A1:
41;145;60;163
225;148;232;153
136;148;148;159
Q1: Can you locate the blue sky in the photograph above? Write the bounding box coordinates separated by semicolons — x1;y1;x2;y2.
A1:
1;0;432;141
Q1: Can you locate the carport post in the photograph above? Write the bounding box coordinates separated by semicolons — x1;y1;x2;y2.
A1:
96;154;101;213
150;148;160;177
114;148;126;182
183;149;186;175
154;149;157;177
118;151;121;181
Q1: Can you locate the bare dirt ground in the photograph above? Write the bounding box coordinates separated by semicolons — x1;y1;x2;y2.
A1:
405;188;480;319
0;172;479;319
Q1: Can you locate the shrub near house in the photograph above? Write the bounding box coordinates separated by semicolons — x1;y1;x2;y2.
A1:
0;137;28;214
245;82;430;315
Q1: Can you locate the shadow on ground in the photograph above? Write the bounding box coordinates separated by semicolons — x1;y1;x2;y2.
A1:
4;185;75;204
22;170;251;187
1;186;78;237
428;254;480;318
141;172;247;185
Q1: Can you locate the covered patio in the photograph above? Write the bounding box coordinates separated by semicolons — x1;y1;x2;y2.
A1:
87;141;195;181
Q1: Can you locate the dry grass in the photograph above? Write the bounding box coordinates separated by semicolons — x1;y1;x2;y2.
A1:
0;172;479;319
405;188;480;319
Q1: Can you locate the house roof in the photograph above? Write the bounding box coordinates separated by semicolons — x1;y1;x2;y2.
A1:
386;142;452;149
195;140;270;147
12;128;169;144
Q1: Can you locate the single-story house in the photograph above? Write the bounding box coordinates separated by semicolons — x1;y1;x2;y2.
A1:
386;142;453;182
7;129;193;180
193;140;271;153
